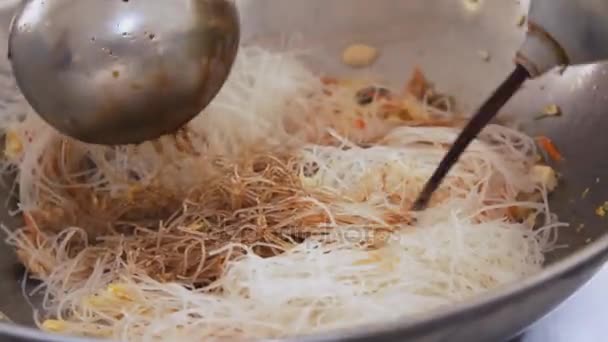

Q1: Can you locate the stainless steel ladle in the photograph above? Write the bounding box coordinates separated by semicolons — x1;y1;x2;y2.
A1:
8;0;240;145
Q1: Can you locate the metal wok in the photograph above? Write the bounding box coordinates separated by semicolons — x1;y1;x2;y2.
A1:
0;1;607;341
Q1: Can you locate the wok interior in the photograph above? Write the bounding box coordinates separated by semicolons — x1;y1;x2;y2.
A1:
0;0;606;331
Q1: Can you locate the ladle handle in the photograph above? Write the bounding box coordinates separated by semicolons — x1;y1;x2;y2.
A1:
517;0;608;77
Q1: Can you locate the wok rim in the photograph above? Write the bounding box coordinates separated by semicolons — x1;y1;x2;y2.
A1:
0;1;604;341
0;234;606;342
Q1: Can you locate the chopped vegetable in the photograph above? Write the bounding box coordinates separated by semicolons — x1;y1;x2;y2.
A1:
321;76;338;85
406;67;431;100
596;202;608;217
354;118;367;130
517;15;527;27
355;86;391;105
544;104;561;116
0;311;12;323
536;136;563;161
379;103;412;121
508;206;531;221
536;104;562;120
581;187;590;199
596;206;605;217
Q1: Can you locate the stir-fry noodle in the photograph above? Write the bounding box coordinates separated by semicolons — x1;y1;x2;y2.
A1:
0;47;564;341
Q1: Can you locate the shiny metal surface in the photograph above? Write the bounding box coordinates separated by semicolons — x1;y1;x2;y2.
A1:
1;0;608;341
8;0;239;144
519;0;608;76
417;0;608;207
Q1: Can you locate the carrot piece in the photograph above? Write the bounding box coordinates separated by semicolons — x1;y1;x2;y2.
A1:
354;118;366;130
23;212;35;230
507;206;518;219
406;67;430;100
536;136;563;161
321;76;339;85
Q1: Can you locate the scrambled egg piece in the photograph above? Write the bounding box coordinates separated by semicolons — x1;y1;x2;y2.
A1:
531;165;558;191
4;131;22;159
42;320;66;333
85;283;134;310
107;283;133;301
596;202;608;218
